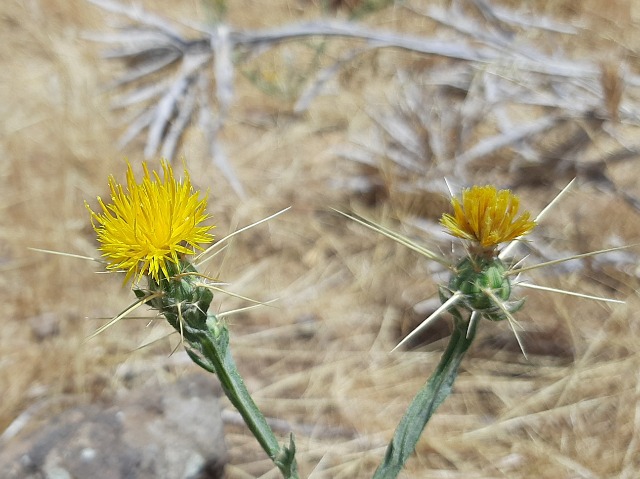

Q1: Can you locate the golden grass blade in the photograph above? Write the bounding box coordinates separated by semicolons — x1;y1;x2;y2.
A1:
168;336;183;357
517;282;624;304
443;177;454;197
177;302;185;348
194;244;228;266
621;370;640;476
511;254;530;269
177;271;228;287
133;330;175;351
500;178;576;260
28;247;103;263
85;292;163;340
483;288;528;359
505;244;636;276
196;282;271;306
532;178;577;224
195;207;291;266
217;299;279;319
333;209;454;269
467;310;480;339
392;291;463;352
132;304;244;353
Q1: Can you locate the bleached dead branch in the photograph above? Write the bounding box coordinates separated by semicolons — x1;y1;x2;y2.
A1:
87;0;640;206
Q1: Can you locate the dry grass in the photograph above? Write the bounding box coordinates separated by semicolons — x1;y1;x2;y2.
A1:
2;0;640;478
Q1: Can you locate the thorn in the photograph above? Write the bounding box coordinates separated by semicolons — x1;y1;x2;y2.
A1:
392;291;463;352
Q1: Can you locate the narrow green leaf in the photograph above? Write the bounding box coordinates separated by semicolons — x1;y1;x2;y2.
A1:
373;317;478;479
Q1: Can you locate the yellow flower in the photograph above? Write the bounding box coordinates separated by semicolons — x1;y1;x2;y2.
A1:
440;185;535;251
86;160;214;284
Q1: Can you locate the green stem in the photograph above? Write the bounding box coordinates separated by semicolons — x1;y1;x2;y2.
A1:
187;321;299;479
372;316;478;479
146;263;299;479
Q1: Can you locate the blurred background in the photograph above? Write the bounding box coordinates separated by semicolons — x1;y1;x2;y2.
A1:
2;0;640;477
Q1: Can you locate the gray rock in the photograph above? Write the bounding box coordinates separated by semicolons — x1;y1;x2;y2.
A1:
0;374;227;479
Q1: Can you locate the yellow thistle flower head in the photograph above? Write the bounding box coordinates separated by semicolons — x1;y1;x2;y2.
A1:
86;160;214;284
440;185;536;253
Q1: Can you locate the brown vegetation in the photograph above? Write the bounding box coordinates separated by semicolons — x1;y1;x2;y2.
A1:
2;0;639;477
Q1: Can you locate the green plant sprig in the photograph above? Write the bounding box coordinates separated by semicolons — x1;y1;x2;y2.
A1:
138;259;299;478
81;161;299;478
340;181;626;478
373;312;479;478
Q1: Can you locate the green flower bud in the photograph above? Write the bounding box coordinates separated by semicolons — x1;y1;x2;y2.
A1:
144;259;213;332
449;256;512;318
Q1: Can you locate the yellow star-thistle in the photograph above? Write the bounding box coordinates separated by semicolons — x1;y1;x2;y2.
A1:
440;185;536;252
86;160;214;284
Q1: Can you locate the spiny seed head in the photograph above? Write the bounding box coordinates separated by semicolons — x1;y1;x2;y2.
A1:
449;256;513;319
